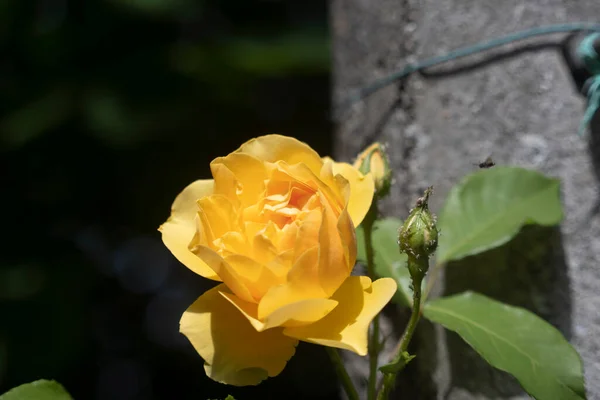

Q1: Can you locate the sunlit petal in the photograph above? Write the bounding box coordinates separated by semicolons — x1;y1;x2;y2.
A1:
261;298;339;330
331;161;374;227
221;291;338;331
258;246;328;319
210;162;240;205
191;245;256;303
281;162;344;215
224;254;282;301
159;180;220;280
337;207;357;272
211;153;268;206
283;276;397;355
197;194;239;243
293;208;322;263
159;221;219;280
318;201;350;296
237;134;324;178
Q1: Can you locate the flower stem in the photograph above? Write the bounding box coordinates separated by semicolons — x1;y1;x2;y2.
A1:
326;347;359;400
377;260;425;400
362;204;379;400
393;273;422;357
377;187;437;399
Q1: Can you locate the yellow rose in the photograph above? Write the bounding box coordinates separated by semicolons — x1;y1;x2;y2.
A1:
159;135;397;386
353;142;392;197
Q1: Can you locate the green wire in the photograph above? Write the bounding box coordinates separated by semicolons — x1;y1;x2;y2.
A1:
580;76;600;136
344;22;600;107
578;32;600;74
578;33;600;135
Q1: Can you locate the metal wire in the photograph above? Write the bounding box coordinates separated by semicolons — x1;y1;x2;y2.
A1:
343;22;600;108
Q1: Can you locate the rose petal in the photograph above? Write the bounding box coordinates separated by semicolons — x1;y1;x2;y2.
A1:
258;246;328;320
159;180;220;280
197;194;239;242
210;153;268;206
283;276;397;356
210;162;239;206
293;208;322;262
237;135;324;178
180;284;298;386
318;200;351;296
191;246;256;303
261;298;338;329
213;231;248;258
337;206;357;272
330;161;374;227
221;291;338;331
224;254;282;300
280;162;344;216
243;221;279;266
318;160;347;211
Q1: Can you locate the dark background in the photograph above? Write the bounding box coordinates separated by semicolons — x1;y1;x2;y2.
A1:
0;1;338;399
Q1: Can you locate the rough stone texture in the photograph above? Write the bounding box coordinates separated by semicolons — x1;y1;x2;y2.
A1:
331;1;600;399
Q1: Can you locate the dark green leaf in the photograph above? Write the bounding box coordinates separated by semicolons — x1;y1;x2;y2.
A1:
2;88;72;150
423;292;585;400
437;167;562;263
222;31;329;76
106;0;195;16
357;217;413;306
0;380;73;400
0;336;5;384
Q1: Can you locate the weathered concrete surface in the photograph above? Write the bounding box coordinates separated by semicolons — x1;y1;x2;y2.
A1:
332;1;600;399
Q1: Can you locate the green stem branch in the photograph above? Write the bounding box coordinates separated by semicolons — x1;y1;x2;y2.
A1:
326;347;359;400
363;205;379;400
393;274;422;356
377;260;425;400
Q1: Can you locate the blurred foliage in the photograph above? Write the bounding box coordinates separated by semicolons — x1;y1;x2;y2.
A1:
1;0;330;149
0;0;334;399
0;380;73;400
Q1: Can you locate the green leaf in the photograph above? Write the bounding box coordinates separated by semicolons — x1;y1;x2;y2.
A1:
2;88;72;150
107;0;196;16
356;217;413;306
423;292;585;400
437;167;562;263
222;30;330;76
379;351;415;373
0;336;5;384
0;380;73;400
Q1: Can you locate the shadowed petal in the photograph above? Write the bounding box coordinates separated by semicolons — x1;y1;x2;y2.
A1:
180;284;298;386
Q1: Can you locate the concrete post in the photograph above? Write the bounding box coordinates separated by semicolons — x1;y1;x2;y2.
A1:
331;1;600;399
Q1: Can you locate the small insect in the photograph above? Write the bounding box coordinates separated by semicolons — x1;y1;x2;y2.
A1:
475;156;495;169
